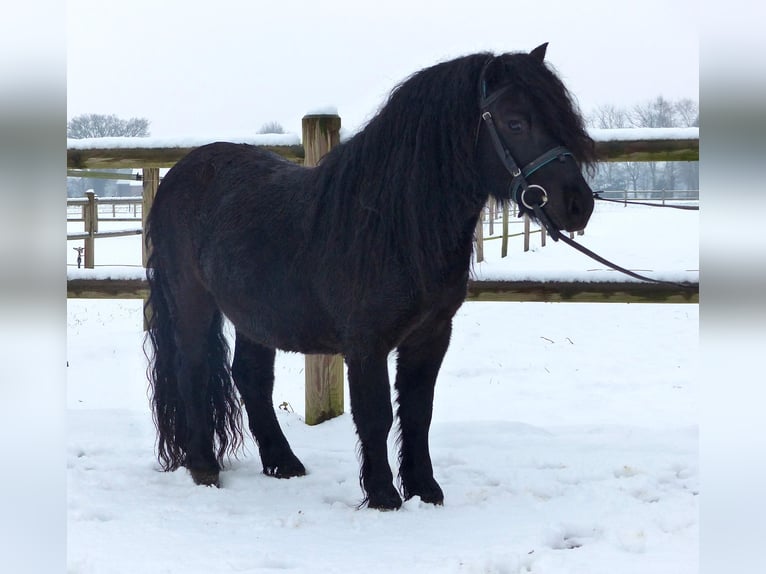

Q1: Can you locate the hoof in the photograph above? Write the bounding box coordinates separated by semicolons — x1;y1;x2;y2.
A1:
189;468;220;487
263;456;306;479
418;492;444;505
366;486;403;511
403;478;444;505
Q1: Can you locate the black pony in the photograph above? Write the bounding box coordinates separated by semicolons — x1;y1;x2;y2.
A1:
145;43;596;510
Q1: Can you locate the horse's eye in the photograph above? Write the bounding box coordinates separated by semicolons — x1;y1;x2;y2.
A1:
508;120;524;133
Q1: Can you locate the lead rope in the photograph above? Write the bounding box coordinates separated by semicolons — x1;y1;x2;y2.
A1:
529;204;697;290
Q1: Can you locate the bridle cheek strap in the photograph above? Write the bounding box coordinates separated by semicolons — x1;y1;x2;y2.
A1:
480;111;572;213
481;111;523;183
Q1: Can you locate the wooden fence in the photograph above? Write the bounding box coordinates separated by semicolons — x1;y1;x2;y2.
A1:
67;118;699;425
67;196;142;221
67;192;143;268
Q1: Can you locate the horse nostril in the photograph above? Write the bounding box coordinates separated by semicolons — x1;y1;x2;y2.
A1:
569;197;581;216
565;188;594;228
568;192;583;216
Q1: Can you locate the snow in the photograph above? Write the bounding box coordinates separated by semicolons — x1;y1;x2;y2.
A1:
589;127;698;142
67;127;698;150
305;105;340;116
67;201;698;573
66;133;301;150
67;266;145;281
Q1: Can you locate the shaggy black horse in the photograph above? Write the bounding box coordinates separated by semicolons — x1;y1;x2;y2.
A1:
145;43;596;510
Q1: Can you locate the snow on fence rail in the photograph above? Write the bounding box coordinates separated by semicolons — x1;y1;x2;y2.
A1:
66;127;699;168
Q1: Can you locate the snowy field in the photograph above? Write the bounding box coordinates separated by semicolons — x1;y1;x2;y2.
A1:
67;201;698;573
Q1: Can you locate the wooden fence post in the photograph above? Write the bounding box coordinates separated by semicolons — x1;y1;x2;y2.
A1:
475;208;484;263
83;190;97;268
142;168;160;331
523;214;531;252
488;198;495;236
302;113;344;426
141;168;159;267
501;202;509;257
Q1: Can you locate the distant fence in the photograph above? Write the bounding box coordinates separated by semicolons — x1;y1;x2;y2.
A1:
67;191;143;268
67;195;142;222
597;188;699;202
67;170;159;268
474;200;581;262
473;188;699;261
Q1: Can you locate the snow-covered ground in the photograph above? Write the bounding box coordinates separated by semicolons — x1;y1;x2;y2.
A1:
67;201;698;573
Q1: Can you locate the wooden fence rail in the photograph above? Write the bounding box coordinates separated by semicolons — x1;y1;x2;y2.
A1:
67;123;699;426
66;276;698;304
66;132;698;169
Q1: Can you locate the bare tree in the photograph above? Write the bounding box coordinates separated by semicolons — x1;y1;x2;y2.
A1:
624;162;642;191
585;96;699;193
674;98;699;127
631;95;676;128
588;104;630;129
586;104;630;190
671;99;699;191
67;113;150;197
67;113;150;139
257;121;285;134
630;97;676;189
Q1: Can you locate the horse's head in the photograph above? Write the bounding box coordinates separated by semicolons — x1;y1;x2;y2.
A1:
476;43;595;233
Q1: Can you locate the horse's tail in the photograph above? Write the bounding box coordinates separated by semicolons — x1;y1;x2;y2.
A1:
144;254;184;470
144;243;243;472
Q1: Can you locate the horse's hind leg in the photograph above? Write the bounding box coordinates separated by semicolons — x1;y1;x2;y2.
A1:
231;332;305;478
173;302;226;486
169;286;241;487
394;319;452;505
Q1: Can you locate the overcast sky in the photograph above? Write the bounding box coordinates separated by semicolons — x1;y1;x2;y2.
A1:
67;0;698;138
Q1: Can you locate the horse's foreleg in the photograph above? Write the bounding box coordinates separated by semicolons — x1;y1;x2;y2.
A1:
232;333;305;478
394;319;452;505
346;353;401;510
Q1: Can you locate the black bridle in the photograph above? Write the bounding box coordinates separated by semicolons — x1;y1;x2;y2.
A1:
478;76;578;242
479;82;575;214
478;65;696;291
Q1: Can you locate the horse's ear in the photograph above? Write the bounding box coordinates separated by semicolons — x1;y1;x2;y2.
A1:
530;42;549;62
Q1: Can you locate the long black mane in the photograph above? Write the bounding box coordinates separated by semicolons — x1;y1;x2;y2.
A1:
307;51;595;293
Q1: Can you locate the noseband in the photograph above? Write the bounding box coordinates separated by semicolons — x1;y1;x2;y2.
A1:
478;63;573;238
